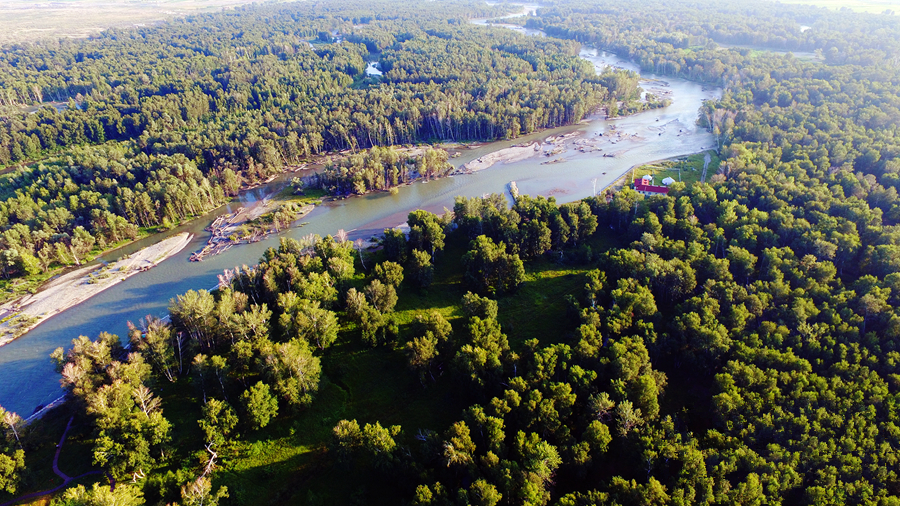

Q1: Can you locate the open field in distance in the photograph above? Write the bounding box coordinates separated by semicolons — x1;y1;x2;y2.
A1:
0;0;290;45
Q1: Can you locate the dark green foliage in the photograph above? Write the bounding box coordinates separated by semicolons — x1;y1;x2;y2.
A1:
408;210;446;257
461;292;498;321
374;261;404;289
198;399;238;449
0;406;24;495
462;235;525;295
55;333;171;481
33;0;900;504
383;228;408;264
240;381;279;430
409;249;434;289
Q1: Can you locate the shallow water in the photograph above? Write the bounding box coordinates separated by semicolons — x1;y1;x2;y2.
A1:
0;18;720;417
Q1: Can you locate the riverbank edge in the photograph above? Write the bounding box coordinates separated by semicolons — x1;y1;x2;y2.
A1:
0;161;315;308
0;232;194;349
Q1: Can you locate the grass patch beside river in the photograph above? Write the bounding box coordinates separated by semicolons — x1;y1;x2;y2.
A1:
632;150;720;186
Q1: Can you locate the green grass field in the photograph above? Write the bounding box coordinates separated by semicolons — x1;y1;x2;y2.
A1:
631;150;720;187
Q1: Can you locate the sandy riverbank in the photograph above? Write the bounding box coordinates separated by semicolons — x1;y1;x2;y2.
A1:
0;232;194;347
456;142;542;173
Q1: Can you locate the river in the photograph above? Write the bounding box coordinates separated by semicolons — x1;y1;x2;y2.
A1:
0;14;720;417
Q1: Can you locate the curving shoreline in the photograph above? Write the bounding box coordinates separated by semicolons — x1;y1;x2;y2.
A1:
0;232;194;348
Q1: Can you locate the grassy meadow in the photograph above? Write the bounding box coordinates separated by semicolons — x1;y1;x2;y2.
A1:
631;150;721;187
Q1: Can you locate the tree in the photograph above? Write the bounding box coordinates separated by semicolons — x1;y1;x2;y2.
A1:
181;476;229;506
407;333;439;384
345;287;368;320
169;289;216;350
0;408;23;451
375;261;404;288
454;317;510;389
330;419;401;471
90;381;172;480
383;228;408;263
262;339;321;408
128;316;184;382
443;421;476;470
409;249;434;289
589;393;616;422
560;201;598;246
366;279;398;313
53;482;144;506
332;419;362;465
54;332;126;400
280;298;339;350
517;431;562;485
461;292;498;320
409;210;446;257
359;305;388;347
462;235;525;295
616;400;643;437
360;422;402;471
69;226;96;264
413;311;453;344
241;381;278;430
520;219;552;259
584;420;612;454
55;333;170;481
198;399;238;449
727;245;757;285
0;447;24;495
464;480;502;506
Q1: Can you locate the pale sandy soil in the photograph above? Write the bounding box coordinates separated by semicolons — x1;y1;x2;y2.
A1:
458;142;542;173
0;0;260;45
0;232;193;347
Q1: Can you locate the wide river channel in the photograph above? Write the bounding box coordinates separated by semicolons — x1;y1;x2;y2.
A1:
0;16;721;416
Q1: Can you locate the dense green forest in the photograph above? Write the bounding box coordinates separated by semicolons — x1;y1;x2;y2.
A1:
0;0;641;300
1;0;900;504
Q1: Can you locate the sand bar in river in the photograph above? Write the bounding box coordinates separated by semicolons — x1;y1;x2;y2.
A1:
0;232;194;347
457;142;542;173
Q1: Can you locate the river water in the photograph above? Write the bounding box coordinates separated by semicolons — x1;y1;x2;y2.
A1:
0;16;720;417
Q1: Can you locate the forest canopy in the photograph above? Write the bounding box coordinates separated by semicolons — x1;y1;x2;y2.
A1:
1;0;900;504
0;0;647;300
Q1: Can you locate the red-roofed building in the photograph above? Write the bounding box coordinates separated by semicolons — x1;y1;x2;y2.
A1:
634;178;670;196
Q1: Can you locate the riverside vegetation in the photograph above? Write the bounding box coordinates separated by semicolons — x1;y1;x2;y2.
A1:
1;0;900;504
0;0;654;302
